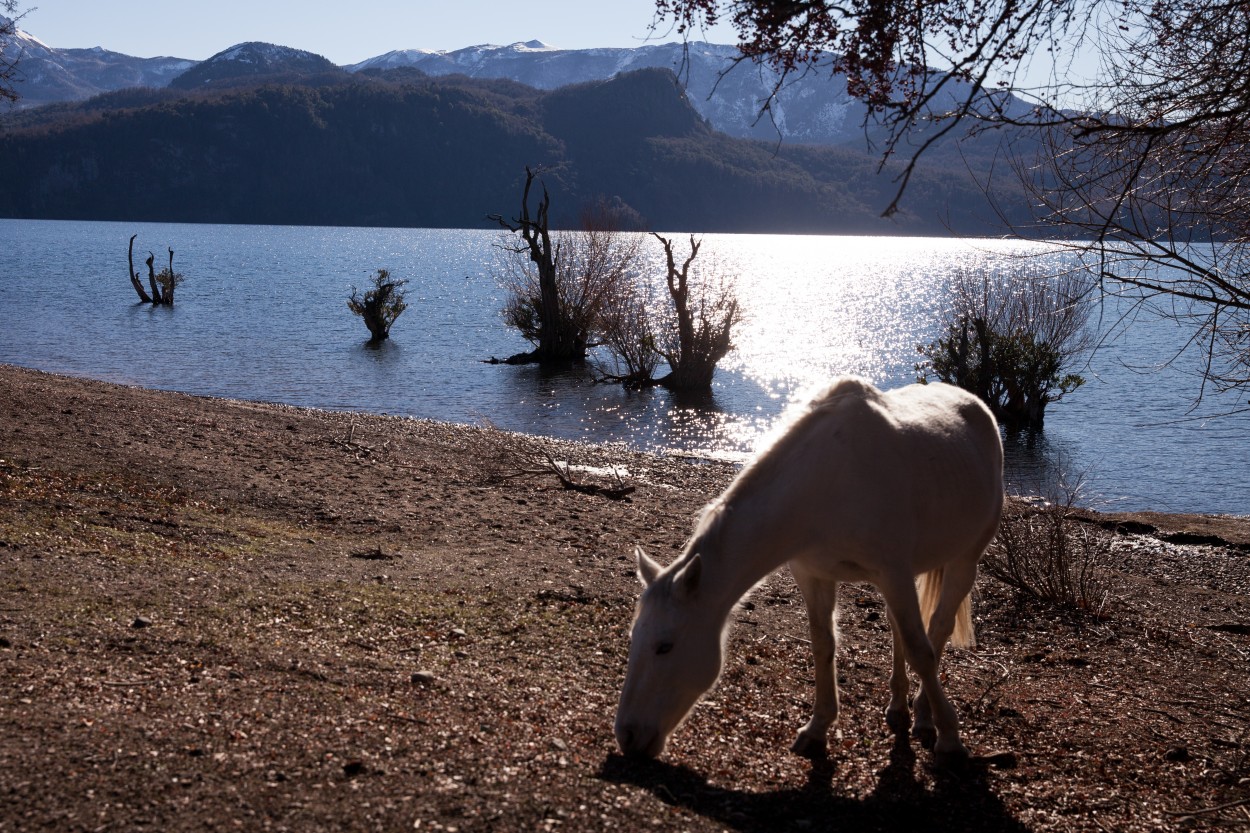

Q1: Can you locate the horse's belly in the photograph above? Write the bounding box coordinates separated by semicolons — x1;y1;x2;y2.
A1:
783;478;1000;582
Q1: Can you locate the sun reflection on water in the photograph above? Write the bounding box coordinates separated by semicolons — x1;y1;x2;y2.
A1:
562;233;1070;462
629;233;1059;457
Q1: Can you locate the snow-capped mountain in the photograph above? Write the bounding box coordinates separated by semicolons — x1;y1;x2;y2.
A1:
1;17;193;108
350;39;557;74
2;21;872;145
349;40;866;145
168;42;342;90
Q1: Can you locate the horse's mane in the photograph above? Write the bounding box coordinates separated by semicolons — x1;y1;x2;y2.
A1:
676;378;882;575
723;377;880;504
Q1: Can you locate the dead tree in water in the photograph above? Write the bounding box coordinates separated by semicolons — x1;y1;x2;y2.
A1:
490;167;587;364
126;235;181;306
127;235;152;303
653;233;742;391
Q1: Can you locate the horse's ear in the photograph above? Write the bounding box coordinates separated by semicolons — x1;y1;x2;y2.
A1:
636;546;662;587
674;554;702;597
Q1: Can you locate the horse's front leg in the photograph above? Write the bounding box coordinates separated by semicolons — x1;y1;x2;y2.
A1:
791;569;840;759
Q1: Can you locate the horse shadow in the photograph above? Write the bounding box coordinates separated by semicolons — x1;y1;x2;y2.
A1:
600;737;1028;833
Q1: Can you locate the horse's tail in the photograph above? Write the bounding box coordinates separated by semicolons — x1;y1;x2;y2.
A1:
917;566;976;650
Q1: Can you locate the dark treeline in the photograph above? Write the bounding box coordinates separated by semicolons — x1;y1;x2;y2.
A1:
0;67;1033;234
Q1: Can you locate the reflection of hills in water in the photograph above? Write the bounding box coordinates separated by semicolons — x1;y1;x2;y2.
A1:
0;219;1245;515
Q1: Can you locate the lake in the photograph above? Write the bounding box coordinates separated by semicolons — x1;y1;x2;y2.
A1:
0;218;1245;516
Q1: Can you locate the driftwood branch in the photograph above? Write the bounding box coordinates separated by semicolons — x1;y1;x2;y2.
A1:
540;452;636;500
326;420;384;459
1162;796;1250;818
473;431;635;500
972;661;1012;711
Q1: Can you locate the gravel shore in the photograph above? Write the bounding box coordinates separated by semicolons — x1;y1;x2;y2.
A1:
2;363;1248;832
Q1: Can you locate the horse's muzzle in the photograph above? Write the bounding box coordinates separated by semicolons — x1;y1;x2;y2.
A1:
615;722;665;759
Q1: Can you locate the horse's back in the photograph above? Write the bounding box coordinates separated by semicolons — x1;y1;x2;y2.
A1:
805;377;1001;480
757;378;1003;574
882;381;1002;467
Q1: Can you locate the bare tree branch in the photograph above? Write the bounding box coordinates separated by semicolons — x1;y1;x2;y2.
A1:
653;1;1250;398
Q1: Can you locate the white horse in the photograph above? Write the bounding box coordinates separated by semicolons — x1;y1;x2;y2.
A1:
615;377;1004;763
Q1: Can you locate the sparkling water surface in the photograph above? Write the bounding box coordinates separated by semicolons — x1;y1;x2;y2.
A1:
1;219;1245;515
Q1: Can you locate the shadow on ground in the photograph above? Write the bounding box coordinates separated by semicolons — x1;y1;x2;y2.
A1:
600;737;1028;833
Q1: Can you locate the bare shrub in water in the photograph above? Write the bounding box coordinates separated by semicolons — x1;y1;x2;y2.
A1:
919;264;1094;429
597;233;744;391
597;274;663;388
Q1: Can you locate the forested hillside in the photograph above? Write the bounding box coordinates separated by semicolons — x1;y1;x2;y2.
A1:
0;67;1032;234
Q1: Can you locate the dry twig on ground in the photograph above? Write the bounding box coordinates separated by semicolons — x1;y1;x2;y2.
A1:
984;493;1113;614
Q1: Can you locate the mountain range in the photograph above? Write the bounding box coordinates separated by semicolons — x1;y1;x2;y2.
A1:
348;40;873;146
1;19;193;107
3;22;876;147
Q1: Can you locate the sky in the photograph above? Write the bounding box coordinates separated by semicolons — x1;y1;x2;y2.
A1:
18;1;739;63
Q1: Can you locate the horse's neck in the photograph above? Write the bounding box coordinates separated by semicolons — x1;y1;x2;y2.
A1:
698;494;792;617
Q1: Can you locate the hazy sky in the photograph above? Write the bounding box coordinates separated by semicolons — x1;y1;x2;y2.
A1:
19;1;738;63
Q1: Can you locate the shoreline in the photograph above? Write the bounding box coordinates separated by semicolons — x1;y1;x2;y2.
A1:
4;362;1247;545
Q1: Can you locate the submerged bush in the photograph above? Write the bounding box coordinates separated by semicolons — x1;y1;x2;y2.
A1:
919;265;1093;429
348;268;408;343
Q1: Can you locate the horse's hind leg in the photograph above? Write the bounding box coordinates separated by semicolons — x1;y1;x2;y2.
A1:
912;556;980;751
791;567;840;758
879;574;968;763
885;608;911;735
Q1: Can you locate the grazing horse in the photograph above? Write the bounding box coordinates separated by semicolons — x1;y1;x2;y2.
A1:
615;377;1003;763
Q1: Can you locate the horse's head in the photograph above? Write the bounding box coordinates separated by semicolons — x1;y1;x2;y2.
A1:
615;546;725;758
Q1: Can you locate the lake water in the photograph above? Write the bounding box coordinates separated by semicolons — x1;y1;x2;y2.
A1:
0;218;1245;516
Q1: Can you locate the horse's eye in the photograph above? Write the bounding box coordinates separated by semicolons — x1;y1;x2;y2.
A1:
656;641;674;656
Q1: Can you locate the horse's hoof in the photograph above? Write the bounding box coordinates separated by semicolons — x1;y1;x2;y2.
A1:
912;725;938;750
885;708;910;736
933;742;971;768
791;732;828;760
